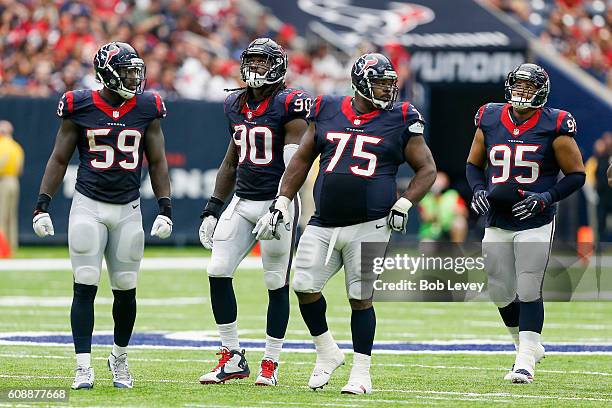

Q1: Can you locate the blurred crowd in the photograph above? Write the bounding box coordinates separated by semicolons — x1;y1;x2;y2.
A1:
486;0;612;88
2;0;608;99
0;0;410;101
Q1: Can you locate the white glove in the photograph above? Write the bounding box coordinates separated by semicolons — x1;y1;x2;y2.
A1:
151;215;173;239
253;196;292;240
199;216;217;249
33;212;54;238
388;197;413;233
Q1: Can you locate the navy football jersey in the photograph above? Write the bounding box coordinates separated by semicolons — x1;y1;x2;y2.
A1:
475;102;577;231
309;95;425;227
57;89;166;204
224;88;311;200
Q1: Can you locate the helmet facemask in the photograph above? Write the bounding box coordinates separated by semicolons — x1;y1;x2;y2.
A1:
505;69;549;111
97;58;146;100
240;51;284;88
354;70;399;110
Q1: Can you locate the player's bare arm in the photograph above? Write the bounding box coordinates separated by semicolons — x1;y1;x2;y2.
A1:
144;119;171;199
279;122;317;200
211;141;239;202
38;119;79;198
552;135;585;175
284;117;309;146
32;119;79;237
608;162;612;187
466;128;487;168
144;118;173;238
401;135;436;203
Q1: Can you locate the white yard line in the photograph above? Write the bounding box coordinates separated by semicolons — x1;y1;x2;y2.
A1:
0;296;206;307
0;374;610;403
1;352;611;378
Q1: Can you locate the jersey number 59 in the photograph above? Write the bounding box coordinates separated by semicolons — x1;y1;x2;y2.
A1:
87;129;141;170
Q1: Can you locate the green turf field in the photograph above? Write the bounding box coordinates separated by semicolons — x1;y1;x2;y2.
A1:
0;247;611;407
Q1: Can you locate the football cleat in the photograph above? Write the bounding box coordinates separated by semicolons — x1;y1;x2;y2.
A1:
504;343;544;380
199;347;250;384
108;352;134;388
341;375;372;395
71;366;94;389
511;368;534;384
254;359;278;386
308;346;345;390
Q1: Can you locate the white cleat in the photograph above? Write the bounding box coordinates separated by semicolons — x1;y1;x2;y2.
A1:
504;343;544;380
71;366;94;389
308;346;345;390
254;359;278;386
108;352;134;388
341;375;372;395
511;368;534;384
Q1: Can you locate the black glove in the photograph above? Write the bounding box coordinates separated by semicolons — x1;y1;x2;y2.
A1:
512;190;552;220
470;190;490;215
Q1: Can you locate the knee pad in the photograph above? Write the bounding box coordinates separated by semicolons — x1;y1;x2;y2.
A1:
347;281;372;301
264;270;287;291
292;271;315;293
207;257;237;278
487;283;516;307
110;271;138;290
74;266;100;286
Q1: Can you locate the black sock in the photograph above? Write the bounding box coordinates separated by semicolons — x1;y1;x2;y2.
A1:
209;277;237;324
266;285;289;339
519;300;544;333
71;283;97;354
498;300;520;328
112;288;136;348
298;295;328;337
351;307;376;356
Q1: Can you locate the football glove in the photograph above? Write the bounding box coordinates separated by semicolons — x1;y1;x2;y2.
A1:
199;216;217;249
199;197;224;249
151;215;172;239
512;190;552;220
33;212;54;238
387;197;412;233
470;190;490;215
253;196;291;240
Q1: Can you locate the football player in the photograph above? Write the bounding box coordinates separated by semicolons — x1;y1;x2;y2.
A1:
197;38;310;386
256;53;436;394
33;42;172;389
466;63;585;383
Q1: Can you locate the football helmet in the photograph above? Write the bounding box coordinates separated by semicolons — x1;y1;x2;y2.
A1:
240;38;287;88
504;63;549;110
94;42;146;99
351;53;399;110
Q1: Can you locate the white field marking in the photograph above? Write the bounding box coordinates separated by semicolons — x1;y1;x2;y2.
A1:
468;320;611;330
0;296;206;307
0;257;262;271
1;374;610;404
2;352;612;378
373;388;612;403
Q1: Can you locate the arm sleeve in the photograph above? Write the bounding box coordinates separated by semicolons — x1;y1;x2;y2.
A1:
466;162;487;193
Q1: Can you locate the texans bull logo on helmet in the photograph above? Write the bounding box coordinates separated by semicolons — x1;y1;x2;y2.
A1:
354;55;379;77
95;43;120;70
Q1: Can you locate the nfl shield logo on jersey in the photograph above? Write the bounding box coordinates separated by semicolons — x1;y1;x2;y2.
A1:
513;128;519;135
113;111;119;119
247;111;253;120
